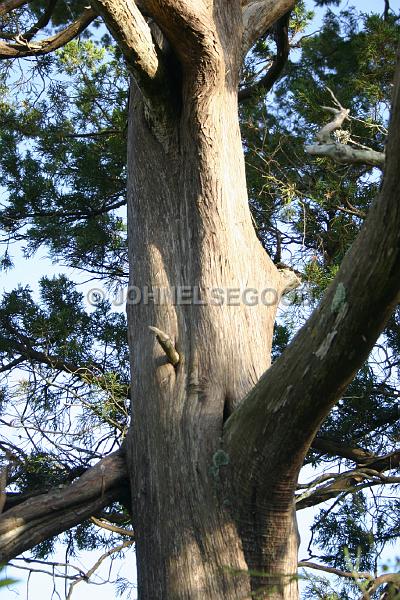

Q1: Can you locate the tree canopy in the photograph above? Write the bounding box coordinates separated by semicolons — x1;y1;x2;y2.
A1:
0;0;399;598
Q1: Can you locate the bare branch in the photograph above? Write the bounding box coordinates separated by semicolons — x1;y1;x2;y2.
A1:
0;450;128;563
305;98;385;168
306;141;385;168
0;356;25;373
90;516;134;537
242;0;294;57
300;562;400;598
311;437;400;472
66;539;134;600
0;7;97;59
296;466;400;510
22;0;58;43
298;560;373;581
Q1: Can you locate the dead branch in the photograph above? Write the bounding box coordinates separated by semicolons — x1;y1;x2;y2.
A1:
305;90;385;168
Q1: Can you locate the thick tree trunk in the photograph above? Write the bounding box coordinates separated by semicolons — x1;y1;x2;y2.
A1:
124;12;298;595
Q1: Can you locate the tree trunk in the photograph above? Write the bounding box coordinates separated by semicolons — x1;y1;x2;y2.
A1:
1;4;400;598
124;9;298;596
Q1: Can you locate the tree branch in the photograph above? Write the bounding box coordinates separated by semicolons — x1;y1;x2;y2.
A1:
91;1;159;87
66;539;134;600
0;449;128;563
305;98;385;168
300;561;400;598
296;467;400;510
0;319;106;383
0;7;97;59
139;0;221;69
241;0;294;57
311;437;400;471
298;560;373;581
239;11;290;102
22;0;58;43
306;141;385;168
90;516;134;537
224;52;400;510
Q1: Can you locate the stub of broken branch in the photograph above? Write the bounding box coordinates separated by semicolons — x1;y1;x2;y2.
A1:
277;265;302;295
149;326;180;366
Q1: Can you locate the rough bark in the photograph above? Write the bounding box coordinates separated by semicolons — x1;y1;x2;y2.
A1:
0;3;399;600
0;451;127;564
124;2;295;597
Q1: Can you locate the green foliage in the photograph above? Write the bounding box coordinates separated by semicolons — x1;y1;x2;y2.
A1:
0;40;128;282
0;0;398;597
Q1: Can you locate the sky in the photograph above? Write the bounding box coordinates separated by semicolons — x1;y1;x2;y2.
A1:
1;0;400;598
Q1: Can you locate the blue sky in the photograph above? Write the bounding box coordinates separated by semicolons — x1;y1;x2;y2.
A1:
2;0;399;598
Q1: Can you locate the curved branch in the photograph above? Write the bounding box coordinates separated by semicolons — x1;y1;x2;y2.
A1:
66;539;134;600
298;560;372;580
91;1;159;84
21;0;59;43
311;437;400;472
0;450;128;563
242;0;294;57
239;11;290;102
224;52;400;509
141;0;221;69
90;516;134;537
0;7;97;59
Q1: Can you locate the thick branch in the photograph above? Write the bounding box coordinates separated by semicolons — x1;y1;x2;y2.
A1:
239;11;290;102
0;450;128;563
0;7;97;59
91;1;159;87
242;0;294;57
140;0;221;68
224;53;400;507
306;142;385;168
